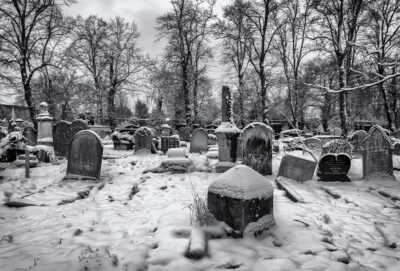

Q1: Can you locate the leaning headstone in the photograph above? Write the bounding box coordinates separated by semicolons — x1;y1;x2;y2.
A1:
241;122;273;175
65;130;103;180
362;125;394;179
22;125;37;146
350;130;368;154
189;128;208;153
208;165;275;237
317;153;351;182
53;121;73;157
71;119;89;138
277;154;317;182
36;102;53;146
134;126;153;154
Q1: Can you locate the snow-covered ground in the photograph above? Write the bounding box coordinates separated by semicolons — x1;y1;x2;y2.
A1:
1;147;400;270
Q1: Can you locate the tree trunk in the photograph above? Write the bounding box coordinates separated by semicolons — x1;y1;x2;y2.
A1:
379;82;396;131
193;77;199;125
260;65;269;125
338;60;348;136
238;76;245;128
20;62;37;129
108;87;116;131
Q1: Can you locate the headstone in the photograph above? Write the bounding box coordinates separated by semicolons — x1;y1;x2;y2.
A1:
179;126;191;142
189;128;208;153
71;119;89;138
241;122;273;175
22;125;37;146
36;102;53;146
161;136;180;153
350;130;368;154
394;142;400;156
303;137;322;154
277;155;317;182
392;129;400;140
66;130;103;180
317;153;351;182
208;165;275;237
134;126;153;154
53;121;73;157
362;125;394;179
161;124;172;136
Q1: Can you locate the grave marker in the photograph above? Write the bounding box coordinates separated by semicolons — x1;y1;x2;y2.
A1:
22;125;37;146
53;121;72;157
134;126;153;154
189;128;208;153
277;154;317;182
66;130;103;180
317;153;351;182
71;119;89;138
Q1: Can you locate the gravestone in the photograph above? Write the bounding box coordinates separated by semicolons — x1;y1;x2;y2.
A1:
161;136;180;153
134;126;153;154
317;153;351;182
303;137;322;154
161;124;172;136
362;125;394;179
241;122;273;175
277;155;317;182
392;129;400;140
53;121;73;157
66;130;103;180
350;130;368;154
179;126;191;142
22;125;37;146
208;165;275;237
36;102;53;146
394;142;400;155
71;119;89;138
189;128;208;153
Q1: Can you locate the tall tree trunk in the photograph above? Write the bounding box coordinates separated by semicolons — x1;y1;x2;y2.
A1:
338;60;348;136
238;75;245;128
379;82;396;131
260;65;269;124
20;63;37;129
108;87;116;131
193;76;199;125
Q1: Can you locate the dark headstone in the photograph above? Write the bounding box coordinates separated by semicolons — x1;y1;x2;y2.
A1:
190;128;208;153
317;153;351;182
277;155;317;182
350;130;368;154
241;122;273;175
71;119;89;138
22;125;37;146
53;121;72;157
178;126;191;142
161;136;180;153
134;127;153;154
66;130;103;180
208;165;275;237
362;125;394;179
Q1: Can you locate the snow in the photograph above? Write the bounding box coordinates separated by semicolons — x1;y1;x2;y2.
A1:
242;122;274;134
1;149;400;270
37;137;53;143
167;148;187;158
215;122;241;134
208;165;274;199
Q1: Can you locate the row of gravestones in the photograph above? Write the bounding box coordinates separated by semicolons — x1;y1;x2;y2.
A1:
277;125;395;183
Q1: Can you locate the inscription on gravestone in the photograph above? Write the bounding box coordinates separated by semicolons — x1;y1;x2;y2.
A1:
318;153;351;182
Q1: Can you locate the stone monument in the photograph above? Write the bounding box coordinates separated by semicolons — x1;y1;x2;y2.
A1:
36;102;53;146
134;126;153;154
189;128;208;153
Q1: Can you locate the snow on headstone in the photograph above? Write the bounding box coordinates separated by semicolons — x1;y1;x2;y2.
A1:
167;147;187;158
208;165;275;237
66;130;103;180
241;122;273;175
189;128;208;153
362;125;394;179
134;126;153;154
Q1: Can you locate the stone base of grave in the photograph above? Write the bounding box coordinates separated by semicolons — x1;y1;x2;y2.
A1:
63;173;99;181
37;137;53;147
208;192;275;237
215;161;238;173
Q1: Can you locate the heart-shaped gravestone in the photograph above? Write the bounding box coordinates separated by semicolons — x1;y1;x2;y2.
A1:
318;153;351;182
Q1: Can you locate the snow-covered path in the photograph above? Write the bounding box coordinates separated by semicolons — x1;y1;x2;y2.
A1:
0;149;400;270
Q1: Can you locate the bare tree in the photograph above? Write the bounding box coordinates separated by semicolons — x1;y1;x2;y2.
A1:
0;0;73;127
157;0;215;127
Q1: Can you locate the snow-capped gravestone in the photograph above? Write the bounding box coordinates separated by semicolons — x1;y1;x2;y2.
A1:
53;121;73;157
277;154;317;182
70;119;89;138
189;128;208;153
215;86;241;172
65;130;103;180
317;153;351;182
208;165;275;237
350;130;368;154
36;102;53;146
22;125;37;146
134;127;153;154
241;122;273;175
362;125;394;179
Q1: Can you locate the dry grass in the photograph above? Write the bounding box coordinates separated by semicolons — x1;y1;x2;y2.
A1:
185;179;215;226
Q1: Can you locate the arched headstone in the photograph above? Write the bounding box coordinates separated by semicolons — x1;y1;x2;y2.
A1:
134;126;153;154
362;125;393;179
241;122;273;175
189;128;208;153
22;125;37;146
53;121;72;157
71;119;89;138
66;130;103;180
